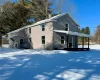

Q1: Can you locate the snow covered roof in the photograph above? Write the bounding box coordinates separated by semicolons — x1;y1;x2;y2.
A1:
8;13;79;34
54;30;90;37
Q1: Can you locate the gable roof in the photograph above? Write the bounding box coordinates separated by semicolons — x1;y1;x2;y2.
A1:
8;13;79;34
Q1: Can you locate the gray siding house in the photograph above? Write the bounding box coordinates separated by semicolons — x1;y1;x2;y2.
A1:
7;13;90;50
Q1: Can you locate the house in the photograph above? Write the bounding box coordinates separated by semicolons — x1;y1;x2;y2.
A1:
7;13;90;51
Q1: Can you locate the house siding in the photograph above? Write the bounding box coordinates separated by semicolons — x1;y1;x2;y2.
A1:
8;13;79;50
8;29;32;49
31;22;53;49
53;14;78;48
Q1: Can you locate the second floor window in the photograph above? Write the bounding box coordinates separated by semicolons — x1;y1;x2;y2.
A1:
41;24;45;31
65;24;69;31
29;28;31;33
42;36;45;44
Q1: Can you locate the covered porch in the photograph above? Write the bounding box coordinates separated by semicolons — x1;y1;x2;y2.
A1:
53;30;90;51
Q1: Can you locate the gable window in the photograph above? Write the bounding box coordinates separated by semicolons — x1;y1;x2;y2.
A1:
61;36;65;44
29;28;31;33
41;24;45;31
42;36;45;44
65;24;69;31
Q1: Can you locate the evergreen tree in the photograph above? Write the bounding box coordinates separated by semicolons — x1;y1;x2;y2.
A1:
29;0;52;21
85;27;90;35
81;28;85;33
0;0;52;46
0;1;31;46
78;27;90;43
84;27;90;42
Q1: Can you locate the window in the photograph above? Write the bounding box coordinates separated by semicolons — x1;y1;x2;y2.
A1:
61;36;65;44
65;24;68;31
42;36;45;44
41;24;45;31
20;39;23;44
29;28;31;33
20;39;23;42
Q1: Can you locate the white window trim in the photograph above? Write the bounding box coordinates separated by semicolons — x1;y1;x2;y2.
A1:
64;23;69;31
41;23;45;31
42;36;45;44
60;36;65;44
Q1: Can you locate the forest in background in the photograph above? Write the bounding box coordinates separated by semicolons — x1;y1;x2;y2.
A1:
0;0;98;46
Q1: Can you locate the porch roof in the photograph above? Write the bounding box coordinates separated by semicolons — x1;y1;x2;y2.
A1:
54;30;90;37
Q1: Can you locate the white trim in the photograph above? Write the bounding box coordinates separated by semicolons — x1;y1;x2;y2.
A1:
60;35;65;44
65;23;69;31
54;30;90;37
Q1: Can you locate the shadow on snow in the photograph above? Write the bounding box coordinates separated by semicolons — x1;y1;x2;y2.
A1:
0;49;100;80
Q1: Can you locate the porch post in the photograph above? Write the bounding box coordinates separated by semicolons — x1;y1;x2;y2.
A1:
88;37;89;49
67;35;69;48
82;37;84;48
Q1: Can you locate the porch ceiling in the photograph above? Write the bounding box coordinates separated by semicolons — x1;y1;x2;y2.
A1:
53;30;90;37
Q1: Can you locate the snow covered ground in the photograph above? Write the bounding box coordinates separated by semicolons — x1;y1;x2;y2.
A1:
0;45;100;80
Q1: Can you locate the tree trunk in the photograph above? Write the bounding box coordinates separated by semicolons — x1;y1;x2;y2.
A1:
0;35;2;47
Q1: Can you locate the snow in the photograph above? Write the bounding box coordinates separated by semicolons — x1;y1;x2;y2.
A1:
0;45;100;80
54;30;90;37
89;44;100;50
2;44;9;48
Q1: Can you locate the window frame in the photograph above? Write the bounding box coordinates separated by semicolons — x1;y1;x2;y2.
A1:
20;39;24;45
61;36;65;44
65;24;69;31
41;23;45;31
42;36;45;44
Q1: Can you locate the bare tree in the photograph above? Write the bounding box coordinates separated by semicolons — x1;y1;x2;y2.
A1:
66;0;76;14
93;25;100;44
56;0;65;14
49;0;65;14
50;0;75;14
